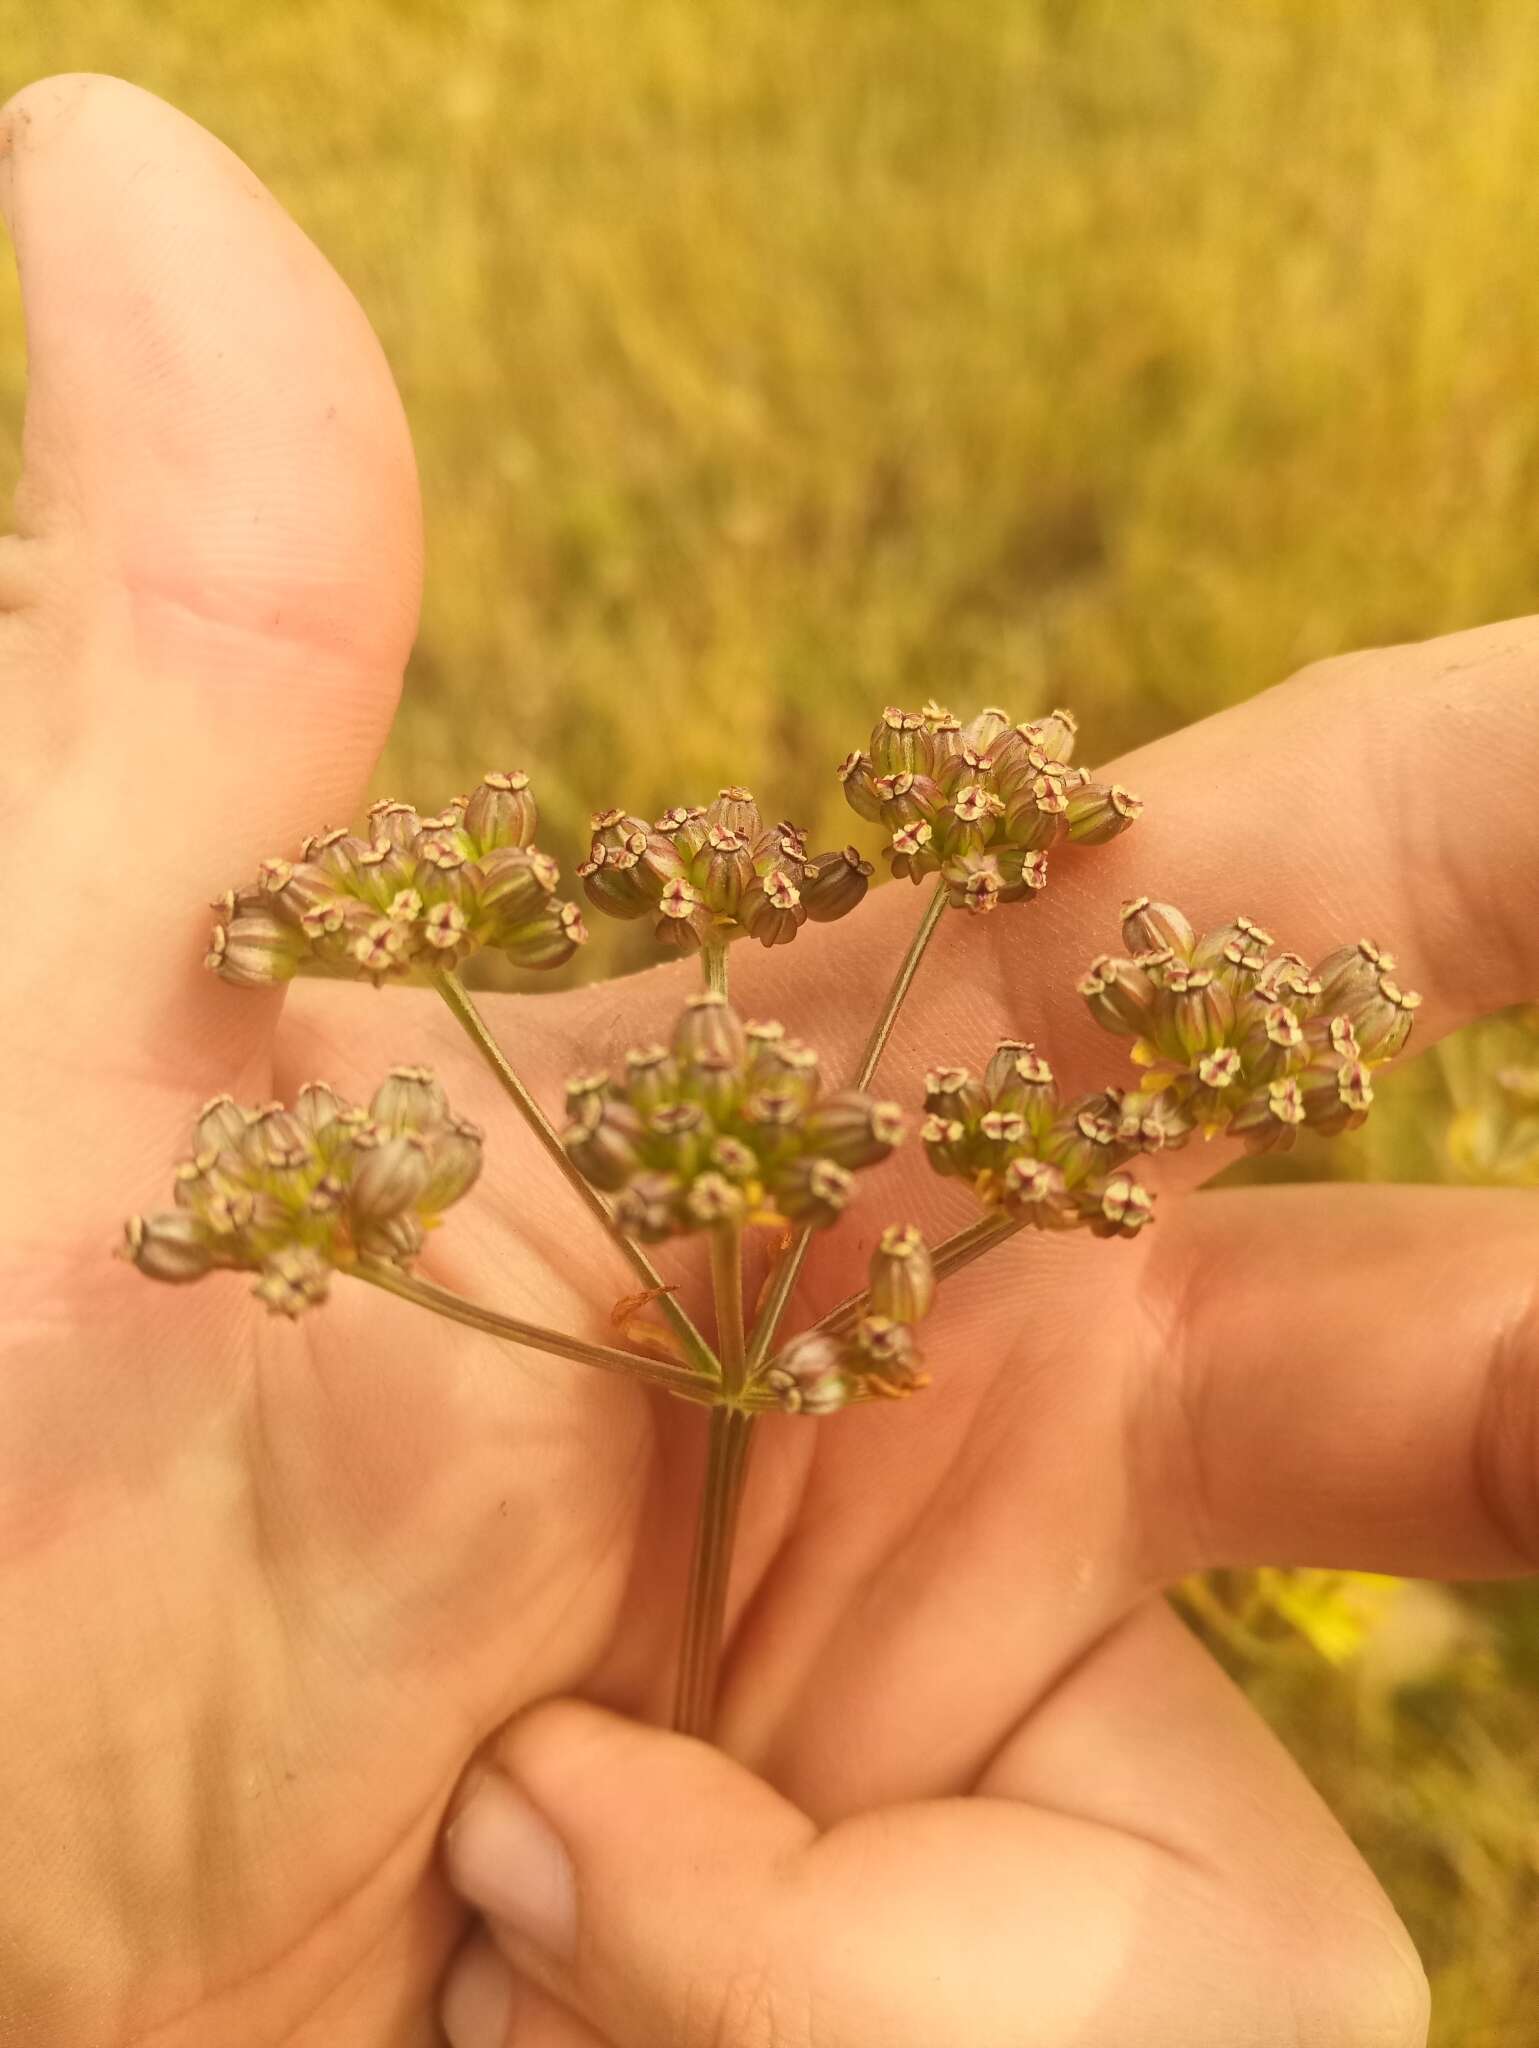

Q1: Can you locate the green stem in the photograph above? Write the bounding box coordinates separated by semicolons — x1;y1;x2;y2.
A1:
673;1404;757;1736
432;969;717;1379
711;1223;747;1396
703;940;730;999
744;878;952;1367
851;875;950;1089
349;1260;717;1400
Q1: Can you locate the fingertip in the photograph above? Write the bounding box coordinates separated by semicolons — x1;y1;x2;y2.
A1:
441;1929;516;2048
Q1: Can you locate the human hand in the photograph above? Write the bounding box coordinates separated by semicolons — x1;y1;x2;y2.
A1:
4;73;1535;2048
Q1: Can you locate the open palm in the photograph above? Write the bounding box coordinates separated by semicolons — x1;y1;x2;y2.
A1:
5;77;1537;2048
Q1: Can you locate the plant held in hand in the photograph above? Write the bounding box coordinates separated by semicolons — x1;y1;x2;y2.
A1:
122;703;1418;1739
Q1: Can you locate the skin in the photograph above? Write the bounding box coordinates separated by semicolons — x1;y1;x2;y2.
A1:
3;72;1536;2048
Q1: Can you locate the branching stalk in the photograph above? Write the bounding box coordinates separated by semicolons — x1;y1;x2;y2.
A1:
673;1403;757;1736
432;969;717;1379
703;940;730;999
350;1259;717;1400
744;878;951;1366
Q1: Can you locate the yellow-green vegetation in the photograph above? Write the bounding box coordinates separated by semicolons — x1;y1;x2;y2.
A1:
4;3;1538;2035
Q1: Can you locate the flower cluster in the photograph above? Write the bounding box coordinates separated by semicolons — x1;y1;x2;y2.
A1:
1080;900;1422;1152
560;992;905;1239
839;702;1141;912
207;774;586;988
578;786;871;953
120;1070;482;1315
765;1224;936;1412
921;1040;1157;1236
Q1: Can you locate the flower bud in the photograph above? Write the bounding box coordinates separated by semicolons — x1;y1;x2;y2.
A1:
197;1093;251;1153
741;868;805;947
706;786;763;843
350;1132;432;1223
1297;1053;1374;1136
996;847;1050;901
943;850;1004;914
207;908;303;987
888;819;938;882
420;1117;484;1210
612;1169;685;1242
371;1066;448;1135
562;1097;645;1191
1314;939;1395;1014
773;1155;855;1226
1343;975;1421;1060
624;1046;680;1117
1235;1001;1305;1084
697;827;755;918
1001;780;1069;852
1121;897;1196;960
1021;707;1078;764
350;915;414;983
1080;955;1157;1037
998;1155;1074;1227
1116;1090;1193;1153
464;770;537;851
767;1332;851;1415
870;705;930;777
851;1314;926;1395
802;1093;905;1167
1229;1077;1306;1153
838;750;885;823
989;1046;1057;1128
1153;965;1235;1064
122;1211;215;1282
1065;781;1141;844
924;1065;984;1122
960;707;1014;755
354;1213;427;1265
920;1112;970;1176
801;846;872;923
248;1246;329;1315
579;851;650;920
504;900;588;970
869;1223;935;1323
673;991;748;1069
472;846;559;928
686;1172;747;1227
1084;1173;1155;1239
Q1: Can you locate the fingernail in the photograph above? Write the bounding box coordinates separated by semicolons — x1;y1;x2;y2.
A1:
442;1935;515;2048
444;1772;578;1960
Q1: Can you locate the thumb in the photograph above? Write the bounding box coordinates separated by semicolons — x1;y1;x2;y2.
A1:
442;1702;817;2048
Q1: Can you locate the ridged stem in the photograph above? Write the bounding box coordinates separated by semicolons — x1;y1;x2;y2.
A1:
349;1260;717;1400
672;1403;757;1736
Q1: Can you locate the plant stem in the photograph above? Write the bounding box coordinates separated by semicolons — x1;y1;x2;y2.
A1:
432;968;717;1379
703;940;730;999
349;1259;717;1400
673;1403;757;1736
851;876;950;1090
711;1223;747;1395
744;878;952;1367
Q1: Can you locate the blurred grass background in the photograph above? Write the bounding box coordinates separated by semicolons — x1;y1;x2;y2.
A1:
3;0;1538;2033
